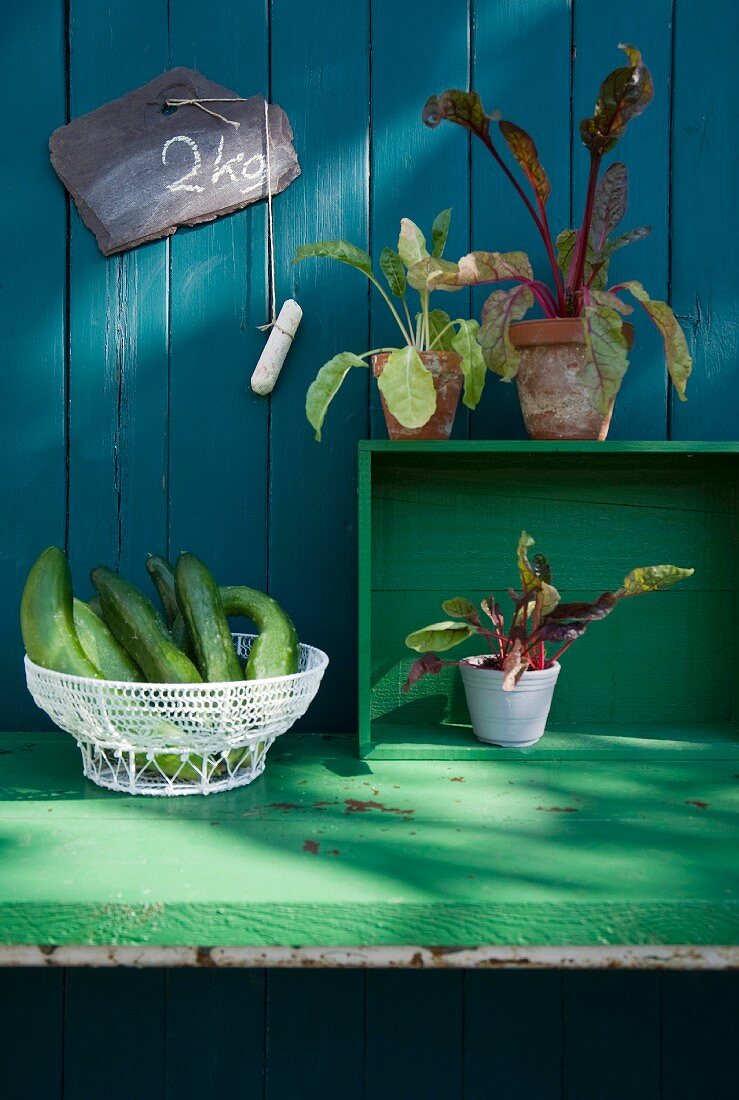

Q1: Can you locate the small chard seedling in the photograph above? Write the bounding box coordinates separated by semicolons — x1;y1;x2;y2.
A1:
422;45;693;415
404;531;693;692
294;212;495;438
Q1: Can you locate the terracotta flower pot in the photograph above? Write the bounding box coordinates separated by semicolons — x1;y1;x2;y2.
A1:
510;319;635;441
372;351;463;440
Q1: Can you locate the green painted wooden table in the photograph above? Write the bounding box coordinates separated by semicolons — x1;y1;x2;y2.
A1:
0;730;737;953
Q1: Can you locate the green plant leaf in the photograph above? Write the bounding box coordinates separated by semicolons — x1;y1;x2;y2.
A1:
422;90;498;141
556;229;608;290
441;596;480;626
431;208;452;257
590;288;633;315
620;565;694;596
451;319;486;409
427;309;454;350
376;346;437;429
614;280;692;400
517;531;538;589
398;218;429;269
499;120;551;205
589;162;628;254
579;43;654;156
293;239;372;275
606;226;651;255
305;352;367;441
480;596;504;631
407;256;460;293
379;248;407;298
405;620;475;653
579;305;630;414
455;250;534;285
478;284;534;380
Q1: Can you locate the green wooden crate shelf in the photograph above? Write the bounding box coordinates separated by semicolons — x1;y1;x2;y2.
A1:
358;441;739;760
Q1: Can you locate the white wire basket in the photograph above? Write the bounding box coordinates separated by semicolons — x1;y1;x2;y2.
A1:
24;633;328;797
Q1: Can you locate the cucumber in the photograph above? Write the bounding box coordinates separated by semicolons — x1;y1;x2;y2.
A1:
91;567;202;684
72;599;142;681
20;547;102;678
146;555;179;627
220;586;299;679
174;553;243;682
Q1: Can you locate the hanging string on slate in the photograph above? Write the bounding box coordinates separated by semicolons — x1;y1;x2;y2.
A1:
163;93;302;396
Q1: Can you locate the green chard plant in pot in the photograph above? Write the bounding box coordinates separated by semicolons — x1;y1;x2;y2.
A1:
422;44;692;440
294;212;487;440
404;532;693;748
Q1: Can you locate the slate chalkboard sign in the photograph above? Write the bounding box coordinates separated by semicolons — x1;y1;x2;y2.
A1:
49;68;300;256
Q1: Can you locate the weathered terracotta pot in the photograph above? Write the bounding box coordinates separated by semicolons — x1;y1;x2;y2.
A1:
372;351;463;440
510;319;635;441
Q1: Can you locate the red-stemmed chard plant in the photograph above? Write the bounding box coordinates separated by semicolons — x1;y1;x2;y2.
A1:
421;45;692;416
403;532;693;693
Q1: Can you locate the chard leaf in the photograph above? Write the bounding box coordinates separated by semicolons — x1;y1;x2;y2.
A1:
615;280;692;400
305;353;367;441
441;596;480;625
293;239;372;275
589;162;628;255
620;564;694;596
451;319;486;409
540;582;561;616
478;284;534;379
431;208;452;257
407;256;460;293
422;90;498;141
481;596;504;631
579;305;630;414
537;621;589;645
402;653;445;692
606;226;651;256
398;218;429;269
556;229;607;290
580;43;654;156
499;120;551;205
545;592;619;623
405;620;474;653
590;288;633;315
517;530;538;589
456;250;534;284
427;309;455;350
376;346;437;429
379;248;407;298
501;639;529;692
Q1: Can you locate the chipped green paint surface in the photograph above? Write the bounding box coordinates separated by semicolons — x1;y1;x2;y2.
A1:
0;731;736;947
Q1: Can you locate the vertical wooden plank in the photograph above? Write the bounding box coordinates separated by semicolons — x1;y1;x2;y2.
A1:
265;970;364;1099
562;971;661;1098
464;971;562;1098
369;0;471;439
364;971;463;1100
0;968;64;1098
572;2;672;440
0;0;67;728
167;2;269;587
671;1;738;440
67;0;169;599
662;972;739;1099
470;0;572;439
165;970;266;1098
269;0;370;731
63;969;166;1100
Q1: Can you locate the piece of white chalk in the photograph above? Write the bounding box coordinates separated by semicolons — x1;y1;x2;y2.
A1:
250;299;303;395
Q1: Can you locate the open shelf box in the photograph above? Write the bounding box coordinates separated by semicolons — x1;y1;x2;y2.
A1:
358;441;739;760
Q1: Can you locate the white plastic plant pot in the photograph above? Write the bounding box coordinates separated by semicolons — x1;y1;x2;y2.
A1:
459;659;561;748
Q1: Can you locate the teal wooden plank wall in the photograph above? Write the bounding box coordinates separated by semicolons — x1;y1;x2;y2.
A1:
2;0;737;733
1;967;737;1098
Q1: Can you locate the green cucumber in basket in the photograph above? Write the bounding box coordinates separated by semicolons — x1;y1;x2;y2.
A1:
146;554;180;627
20;547;102;678
91;567;202;683
72;598;142;681
174;553;244;682
220;586;299;679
